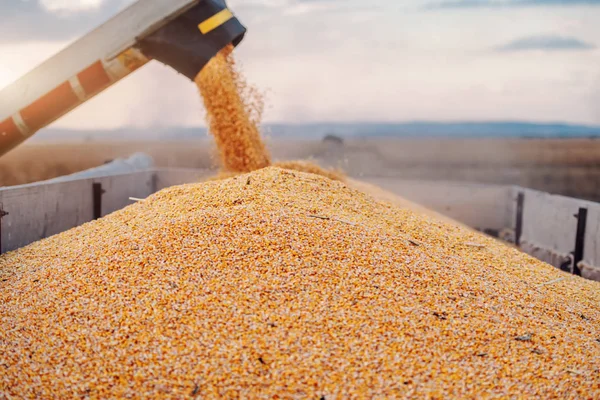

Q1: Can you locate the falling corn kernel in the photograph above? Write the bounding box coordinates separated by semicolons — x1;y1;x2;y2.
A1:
196;44;271;173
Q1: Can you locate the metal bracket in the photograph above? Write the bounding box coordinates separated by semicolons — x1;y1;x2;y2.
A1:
515;192;524;246
151;172;158;194
560;253;574;273
0;204;8;255
572;208;587;276
93;183;106;220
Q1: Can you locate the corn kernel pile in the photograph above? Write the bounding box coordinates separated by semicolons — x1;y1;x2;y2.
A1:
274;160;345;182
195;45;271;173
1;167;599;398
210;160;345;183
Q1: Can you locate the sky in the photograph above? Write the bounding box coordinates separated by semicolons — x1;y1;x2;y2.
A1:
0;0;599;129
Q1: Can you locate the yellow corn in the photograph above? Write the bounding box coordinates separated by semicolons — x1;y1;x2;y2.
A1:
0;167;598;398
195;45;270;173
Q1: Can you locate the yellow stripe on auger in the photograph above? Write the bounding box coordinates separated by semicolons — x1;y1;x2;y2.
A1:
199;9;234;34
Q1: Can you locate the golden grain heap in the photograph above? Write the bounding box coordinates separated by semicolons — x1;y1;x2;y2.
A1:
209;160;345;183
1;167;599;398
196;45;271;173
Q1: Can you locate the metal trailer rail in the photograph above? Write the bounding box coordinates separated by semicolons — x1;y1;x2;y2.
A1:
0;171;599;282
369;178;600;281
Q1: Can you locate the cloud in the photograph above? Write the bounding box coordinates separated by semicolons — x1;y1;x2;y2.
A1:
496;35;596;51
426;0;600;9
0;0;348;44
0;0;132;43
40;0;105;13
231;0;352;13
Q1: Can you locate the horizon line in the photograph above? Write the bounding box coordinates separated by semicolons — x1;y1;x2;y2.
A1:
43;120;600;131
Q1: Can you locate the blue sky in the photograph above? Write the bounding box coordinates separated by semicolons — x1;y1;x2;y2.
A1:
0;0;599;128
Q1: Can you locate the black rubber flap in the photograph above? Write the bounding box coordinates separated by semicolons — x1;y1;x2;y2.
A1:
139;0;246;80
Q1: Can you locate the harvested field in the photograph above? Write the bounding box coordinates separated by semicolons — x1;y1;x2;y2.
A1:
2;138;600;201
1;167;599;398
0;141;216;187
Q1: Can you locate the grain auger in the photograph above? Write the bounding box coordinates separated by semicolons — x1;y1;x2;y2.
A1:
0;0;246;156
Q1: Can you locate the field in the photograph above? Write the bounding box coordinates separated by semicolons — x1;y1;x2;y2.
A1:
2;137;600;201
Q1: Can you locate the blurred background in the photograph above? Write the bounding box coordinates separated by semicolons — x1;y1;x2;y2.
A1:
1;0;600;200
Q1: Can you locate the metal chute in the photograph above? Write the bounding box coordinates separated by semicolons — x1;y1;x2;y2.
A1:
0;0;246;156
